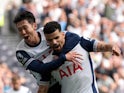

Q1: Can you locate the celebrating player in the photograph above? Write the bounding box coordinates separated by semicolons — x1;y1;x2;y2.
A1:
14;11;82;93
42;21;121;93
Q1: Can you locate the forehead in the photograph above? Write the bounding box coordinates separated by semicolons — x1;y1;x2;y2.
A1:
45;30;61;39
16;20;30;27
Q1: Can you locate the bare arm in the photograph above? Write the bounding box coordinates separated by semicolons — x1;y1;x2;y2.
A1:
37;85;49;93
96;41;121;56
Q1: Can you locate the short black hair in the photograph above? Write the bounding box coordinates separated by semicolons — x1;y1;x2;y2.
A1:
22;0;32;4
13;10;35;24
43;21;61;34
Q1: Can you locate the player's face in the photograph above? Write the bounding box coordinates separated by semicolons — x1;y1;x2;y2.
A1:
45;29;65;52
16;20;37;44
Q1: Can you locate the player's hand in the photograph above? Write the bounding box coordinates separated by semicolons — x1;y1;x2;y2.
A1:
112;45;121;56
37;85;49;93
65;51;83;65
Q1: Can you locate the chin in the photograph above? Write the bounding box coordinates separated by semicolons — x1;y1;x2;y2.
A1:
56;48;62;52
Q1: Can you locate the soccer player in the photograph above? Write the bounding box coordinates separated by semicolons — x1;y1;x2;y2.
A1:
14;11;81;93
42;21;121;93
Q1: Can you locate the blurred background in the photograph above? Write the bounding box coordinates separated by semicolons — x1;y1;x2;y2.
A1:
0;0;124;93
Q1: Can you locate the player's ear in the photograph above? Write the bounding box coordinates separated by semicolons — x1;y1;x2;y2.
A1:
61;31;64;35
33;23;37;30
61;32;65;38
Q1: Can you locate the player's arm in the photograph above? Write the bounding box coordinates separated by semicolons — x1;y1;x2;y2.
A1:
29;67;51;93
16;50;81;74
80;37;121;56
96;41;121;56
37;85;49;93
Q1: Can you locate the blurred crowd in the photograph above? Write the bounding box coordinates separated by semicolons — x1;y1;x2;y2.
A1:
0;0;124;93
0;61;32;93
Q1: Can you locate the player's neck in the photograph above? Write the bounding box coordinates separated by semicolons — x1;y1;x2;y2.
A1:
26;32;41;47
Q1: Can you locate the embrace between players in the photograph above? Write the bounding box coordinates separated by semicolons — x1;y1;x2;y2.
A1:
14;11;121;93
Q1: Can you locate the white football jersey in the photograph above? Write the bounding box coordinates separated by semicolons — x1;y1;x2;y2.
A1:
52;39;99;93
16;28;53;85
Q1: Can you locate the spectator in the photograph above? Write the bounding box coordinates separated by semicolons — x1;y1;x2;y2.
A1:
8;73;32;93
0;62;12;93
7;1;18;33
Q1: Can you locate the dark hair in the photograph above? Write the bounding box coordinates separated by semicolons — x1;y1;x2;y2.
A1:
22;0;32;4
43;21;61;34
13;10;35;24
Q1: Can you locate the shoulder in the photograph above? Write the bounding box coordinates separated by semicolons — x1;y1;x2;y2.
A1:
62;31;80;53
80;36;96;44
16;39;32;52
65;31;80;39
80;37;98;52
16;39;25;51
36;27;43;34
37;27;46;41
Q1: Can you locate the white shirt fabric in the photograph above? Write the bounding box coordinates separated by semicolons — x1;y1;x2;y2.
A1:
7;86;31;93
16;28;53;85
52;39;99;93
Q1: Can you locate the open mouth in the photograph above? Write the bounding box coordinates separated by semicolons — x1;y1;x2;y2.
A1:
53;45;59;48
24;36;29;40
53;45;61;51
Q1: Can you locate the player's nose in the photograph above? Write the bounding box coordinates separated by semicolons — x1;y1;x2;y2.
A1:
52;39;57;44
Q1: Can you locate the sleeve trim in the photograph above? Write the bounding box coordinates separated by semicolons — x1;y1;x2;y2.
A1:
24;58;35;68
37;81;50;85
93;40;98;52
